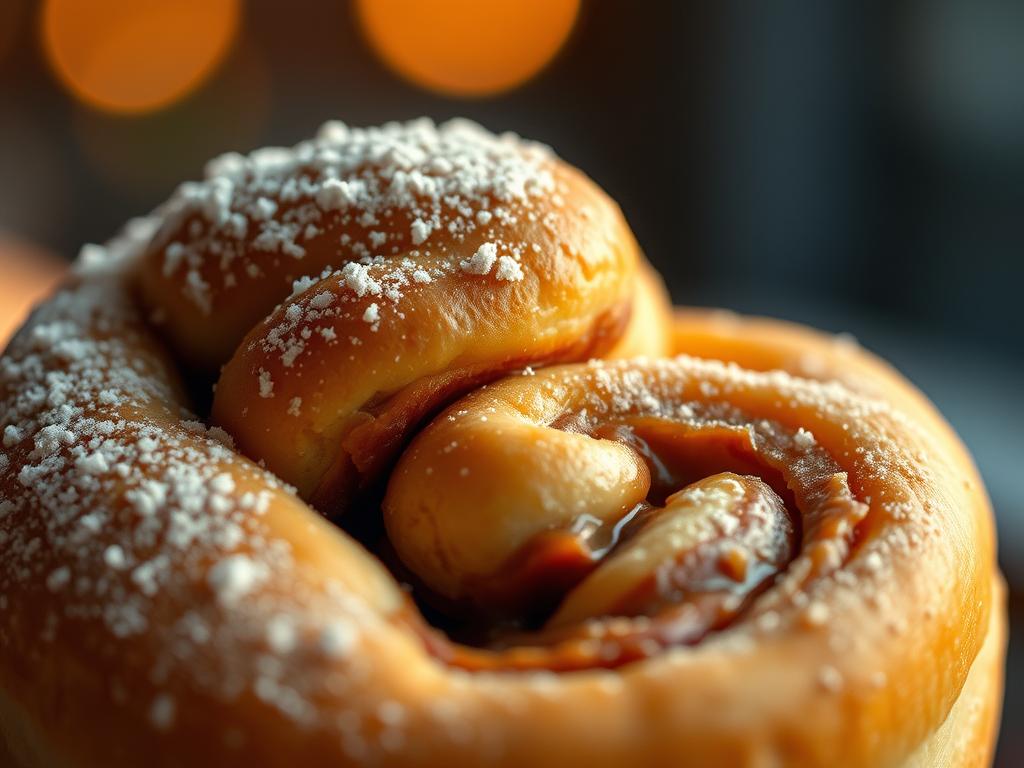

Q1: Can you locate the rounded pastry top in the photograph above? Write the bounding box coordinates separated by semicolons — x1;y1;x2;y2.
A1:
139;117;646;372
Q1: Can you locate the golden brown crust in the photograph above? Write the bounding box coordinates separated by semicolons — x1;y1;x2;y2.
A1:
137;119;669;502
0;120;1003;767
1;288;1002;766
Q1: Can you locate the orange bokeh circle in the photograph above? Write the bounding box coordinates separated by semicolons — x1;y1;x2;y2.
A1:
40;0;240;115
0;237;65;347
356;0;580;97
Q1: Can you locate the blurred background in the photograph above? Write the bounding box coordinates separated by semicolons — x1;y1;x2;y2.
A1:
0;0;1021;757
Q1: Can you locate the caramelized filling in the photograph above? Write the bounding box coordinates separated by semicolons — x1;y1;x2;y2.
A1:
380;419;833;671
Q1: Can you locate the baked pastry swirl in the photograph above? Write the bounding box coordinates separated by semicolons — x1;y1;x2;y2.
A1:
0;119;1004;767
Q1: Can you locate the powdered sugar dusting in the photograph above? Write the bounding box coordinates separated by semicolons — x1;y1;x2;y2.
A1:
0;225;390;744
152;118;555;324
148;120;575;391
495;255;525;282
207;554;267;605
460;242;498;275
258;369;275;398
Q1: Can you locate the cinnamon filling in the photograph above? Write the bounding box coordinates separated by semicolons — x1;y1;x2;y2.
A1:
368;416;864;672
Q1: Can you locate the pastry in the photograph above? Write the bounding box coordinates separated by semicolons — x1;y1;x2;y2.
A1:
0;119;1003;767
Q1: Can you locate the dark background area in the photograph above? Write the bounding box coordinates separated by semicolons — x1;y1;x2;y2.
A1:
1;1;1021;760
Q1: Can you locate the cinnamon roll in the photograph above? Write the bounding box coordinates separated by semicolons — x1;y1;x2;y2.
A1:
0;119;1003;767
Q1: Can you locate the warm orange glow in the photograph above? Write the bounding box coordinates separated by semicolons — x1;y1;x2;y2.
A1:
40;0;239;114
0;238;65;347
356;0;580;97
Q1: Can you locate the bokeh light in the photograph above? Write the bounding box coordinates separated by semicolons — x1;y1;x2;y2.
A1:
40;0;240;114
0;237;65;347
356;0;579;97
